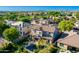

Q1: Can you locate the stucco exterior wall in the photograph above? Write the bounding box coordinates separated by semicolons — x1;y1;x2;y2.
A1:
57;42;68;50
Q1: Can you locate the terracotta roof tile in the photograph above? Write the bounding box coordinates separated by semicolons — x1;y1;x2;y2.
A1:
23;24;55;33
57;34;79;48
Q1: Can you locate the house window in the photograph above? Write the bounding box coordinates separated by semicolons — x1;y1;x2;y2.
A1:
19;32;22;36
23;23;24;27
20;28;22;31
42;31;50;37
60;43;64;47
20;24;21;27
23;32;26;35
50;33;53;37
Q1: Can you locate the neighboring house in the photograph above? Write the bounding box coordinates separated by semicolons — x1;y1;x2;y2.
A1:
73;20;79;31
57;31;79;53
66;16;72;19
48;18;54;23
5;20;31;37
31;18;56;26
74;20;79;28
31;20;36;25
31;19;48;25
5;20;16;25
23;24;55;41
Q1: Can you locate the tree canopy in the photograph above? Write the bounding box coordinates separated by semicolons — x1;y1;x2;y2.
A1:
47;11;61;17
36;39;47;47
3;27;19;41
18;15;32;22
38;44;57;53
0;21;9;35
75;12;79;20
4;12;18;20
58;20;74;31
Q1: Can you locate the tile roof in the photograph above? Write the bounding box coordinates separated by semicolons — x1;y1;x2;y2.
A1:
23;24;55;33
57;33;79;48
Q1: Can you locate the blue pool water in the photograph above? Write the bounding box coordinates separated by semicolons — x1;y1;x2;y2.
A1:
26;44;37;51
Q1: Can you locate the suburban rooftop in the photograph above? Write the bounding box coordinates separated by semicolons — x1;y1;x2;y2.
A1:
11;21;23;26
57;33;79;48
23;24;55;33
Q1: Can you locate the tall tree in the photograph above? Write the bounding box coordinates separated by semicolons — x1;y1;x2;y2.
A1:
3;27;19;41
0;21;9;35
18;15;32;22
58;20;74;31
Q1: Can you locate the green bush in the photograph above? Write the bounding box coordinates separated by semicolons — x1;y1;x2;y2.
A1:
0;42;18;53
3;27;19;41
38;44;58;53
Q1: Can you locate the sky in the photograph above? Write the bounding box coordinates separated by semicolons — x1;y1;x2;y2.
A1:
0;6;79;11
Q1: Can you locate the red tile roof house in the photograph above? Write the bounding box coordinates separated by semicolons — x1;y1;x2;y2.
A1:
57;31;79;53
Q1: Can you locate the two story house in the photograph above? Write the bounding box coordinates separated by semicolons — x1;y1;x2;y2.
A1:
31;19;49;25
23;24;55;43
74;20;79;28
5;20;31;37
